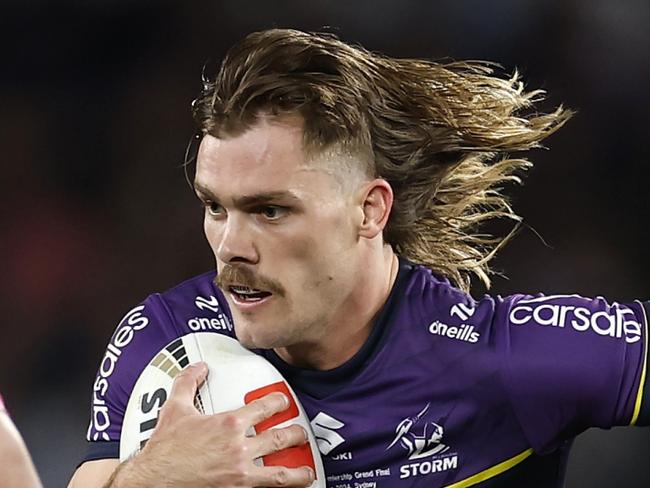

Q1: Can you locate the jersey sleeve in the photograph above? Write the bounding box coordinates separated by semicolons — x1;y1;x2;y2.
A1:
80;274;234;464
82;296;180;462
493;293;649;453
82;272;234;462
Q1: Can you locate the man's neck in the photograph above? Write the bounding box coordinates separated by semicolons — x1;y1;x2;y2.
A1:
274;247;399;370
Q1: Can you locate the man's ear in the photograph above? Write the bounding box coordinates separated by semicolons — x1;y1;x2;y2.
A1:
358;179;394;239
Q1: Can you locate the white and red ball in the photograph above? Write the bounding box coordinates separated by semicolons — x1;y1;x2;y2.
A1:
120;332;325;487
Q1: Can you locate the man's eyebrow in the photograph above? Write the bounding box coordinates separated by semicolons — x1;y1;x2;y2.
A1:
233;192;301;207
193;182;216;199
193;182;301;207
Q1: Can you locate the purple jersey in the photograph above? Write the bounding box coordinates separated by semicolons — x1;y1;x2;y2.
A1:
82;260;649;487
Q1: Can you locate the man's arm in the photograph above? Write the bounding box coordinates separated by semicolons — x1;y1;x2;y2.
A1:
68;363;315;487
0;409;42;488
495;294;649;452
68;459;119;488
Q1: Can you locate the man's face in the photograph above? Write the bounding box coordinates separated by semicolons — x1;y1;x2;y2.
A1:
195;116;366;349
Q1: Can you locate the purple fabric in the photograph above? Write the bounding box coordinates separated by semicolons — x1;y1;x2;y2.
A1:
84;264;647;486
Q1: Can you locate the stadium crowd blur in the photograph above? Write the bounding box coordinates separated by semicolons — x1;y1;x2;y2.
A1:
1;1;649;486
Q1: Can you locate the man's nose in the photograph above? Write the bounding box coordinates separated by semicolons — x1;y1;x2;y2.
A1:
215;215;259;264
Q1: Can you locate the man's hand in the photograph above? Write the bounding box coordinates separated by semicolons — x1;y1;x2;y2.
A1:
110;362;315;487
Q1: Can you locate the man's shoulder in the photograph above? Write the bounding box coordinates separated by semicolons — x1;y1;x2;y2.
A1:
399;260;485;312
85;271;233;444
104;270;232;355
155;270;218;304
144;270;233;336
392;259;502;347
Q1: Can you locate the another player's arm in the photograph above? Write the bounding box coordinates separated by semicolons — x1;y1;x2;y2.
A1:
0;408;43;488
68;363;314;488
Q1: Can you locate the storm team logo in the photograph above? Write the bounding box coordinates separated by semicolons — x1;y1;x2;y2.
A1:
387;403;449;460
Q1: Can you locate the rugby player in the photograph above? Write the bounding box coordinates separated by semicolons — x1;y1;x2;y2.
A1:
69;29;649;487
0;395;43;488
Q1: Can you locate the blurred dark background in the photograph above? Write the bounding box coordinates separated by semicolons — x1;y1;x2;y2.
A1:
1;1;649;486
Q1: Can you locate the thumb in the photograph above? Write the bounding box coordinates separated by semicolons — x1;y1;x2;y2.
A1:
168;361;209;409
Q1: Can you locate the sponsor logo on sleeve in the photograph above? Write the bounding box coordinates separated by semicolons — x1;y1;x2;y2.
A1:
89;305;150;441
450;303;475;321
427;302;480;343
187;295;233;332
195;295;220;313
509;295;642;344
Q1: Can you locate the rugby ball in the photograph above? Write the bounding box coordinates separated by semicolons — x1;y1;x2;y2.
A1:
120;332;325;487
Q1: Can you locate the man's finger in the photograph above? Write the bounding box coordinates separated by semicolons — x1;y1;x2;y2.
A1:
250;465;315;487
251;424;308;457
168;362;209;405
238;393;289;426
236;392;290;427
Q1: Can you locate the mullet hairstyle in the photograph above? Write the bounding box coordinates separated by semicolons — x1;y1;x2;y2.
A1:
192;28;572;292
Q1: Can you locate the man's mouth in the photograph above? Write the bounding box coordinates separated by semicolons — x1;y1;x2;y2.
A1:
228;285;273;303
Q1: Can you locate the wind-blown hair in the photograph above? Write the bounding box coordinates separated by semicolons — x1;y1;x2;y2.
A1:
192;28;571;291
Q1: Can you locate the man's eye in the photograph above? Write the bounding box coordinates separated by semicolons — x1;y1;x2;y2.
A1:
259;206;287;220
206;201;225;216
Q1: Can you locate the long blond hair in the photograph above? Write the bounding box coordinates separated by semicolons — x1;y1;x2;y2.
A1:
193;29;571;291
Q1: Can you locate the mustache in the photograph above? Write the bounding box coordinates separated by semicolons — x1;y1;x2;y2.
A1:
214;264;285;297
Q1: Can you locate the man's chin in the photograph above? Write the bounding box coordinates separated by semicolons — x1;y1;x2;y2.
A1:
234;322;282;350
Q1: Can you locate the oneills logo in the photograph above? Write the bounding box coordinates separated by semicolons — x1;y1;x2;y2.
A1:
427;302;480;343
450;303;475;321
195;295;221;313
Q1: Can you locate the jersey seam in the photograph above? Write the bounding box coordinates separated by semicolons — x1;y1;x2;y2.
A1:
497;298;538;452
153;292;184;337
